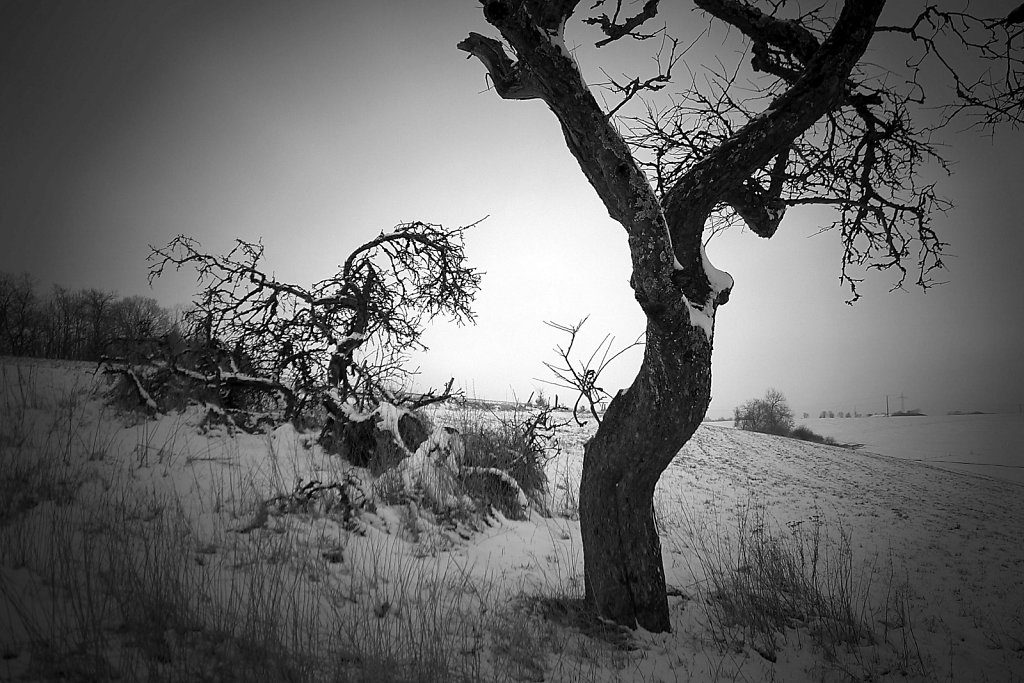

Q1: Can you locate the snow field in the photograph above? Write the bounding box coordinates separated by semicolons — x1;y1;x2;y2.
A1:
798;414;1024;484
1;357;1022;682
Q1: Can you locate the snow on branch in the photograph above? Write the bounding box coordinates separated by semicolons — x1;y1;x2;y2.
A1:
103;364;158;414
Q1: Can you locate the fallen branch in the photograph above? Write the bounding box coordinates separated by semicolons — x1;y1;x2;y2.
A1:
102;363;158;414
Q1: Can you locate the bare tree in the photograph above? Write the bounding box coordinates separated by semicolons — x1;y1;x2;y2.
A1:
460;0;1020;631
41;286;78;359
734;388;795;436
111;295;170;343
147;221;482;422
0;274;168;362
0;272;39;356
82;288;117;359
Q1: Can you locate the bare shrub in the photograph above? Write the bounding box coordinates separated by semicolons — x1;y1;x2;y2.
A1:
789;425;840;446
454;403;565;519
734;388;796;437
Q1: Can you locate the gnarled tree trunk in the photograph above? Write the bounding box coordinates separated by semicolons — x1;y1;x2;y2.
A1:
461;0;885;632
579;321;713;630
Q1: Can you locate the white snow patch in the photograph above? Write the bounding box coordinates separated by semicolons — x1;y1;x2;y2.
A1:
338;396;373;422
330;332;367;353
4;358;1024;683
397;427;463;507
374;402;410;454
339;331;367;343
684;298;715;338
670;239;733;340
701;242;734;296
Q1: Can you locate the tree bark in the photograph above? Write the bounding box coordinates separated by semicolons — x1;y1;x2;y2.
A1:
579;321;713;630
461;0;886;633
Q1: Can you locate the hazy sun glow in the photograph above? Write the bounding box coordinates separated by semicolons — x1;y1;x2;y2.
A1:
1;0;1021;418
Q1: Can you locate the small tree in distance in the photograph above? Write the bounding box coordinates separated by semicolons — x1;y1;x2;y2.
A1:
734;388;796;436
533;387;550;408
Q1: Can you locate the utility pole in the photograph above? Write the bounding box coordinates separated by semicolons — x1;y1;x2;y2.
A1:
885;395;889;417
898;392;907;413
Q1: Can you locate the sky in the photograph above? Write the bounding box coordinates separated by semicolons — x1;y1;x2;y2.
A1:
1;0;1022;419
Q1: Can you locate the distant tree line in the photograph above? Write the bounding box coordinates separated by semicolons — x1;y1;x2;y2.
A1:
0;271;179;362
819;410;857;418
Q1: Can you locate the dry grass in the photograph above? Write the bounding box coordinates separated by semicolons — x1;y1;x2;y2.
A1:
670;495;936;681
0;362;556;682
681;500;875;660
2;359;982;682
440;401;558;519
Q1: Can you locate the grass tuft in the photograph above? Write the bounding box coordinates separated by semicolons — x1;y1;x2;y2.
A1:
680;500;877;661
442;402;558;519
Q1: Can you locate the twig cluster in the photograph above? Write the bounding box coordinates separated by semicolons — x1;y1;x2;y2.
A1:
146;221;482;418
593;0;1020;300
541;317;643;426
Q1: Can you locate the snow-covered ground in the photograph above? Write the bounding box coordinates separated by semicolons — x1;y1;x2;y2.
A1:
798;414;1024;484
1;357;1022;682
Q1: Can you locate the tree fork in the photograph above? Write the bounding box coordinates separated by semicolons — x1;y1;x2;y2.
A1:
462;0;887;632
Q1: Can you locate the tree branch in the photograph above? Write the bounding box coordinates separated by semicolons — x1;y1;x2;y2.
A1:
149;221;481;415
720;150;789;238
695;0;820;67
585;0;662;47
457;32;544;100
541;317;643;427
462;0;696;332
663;0;887;251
